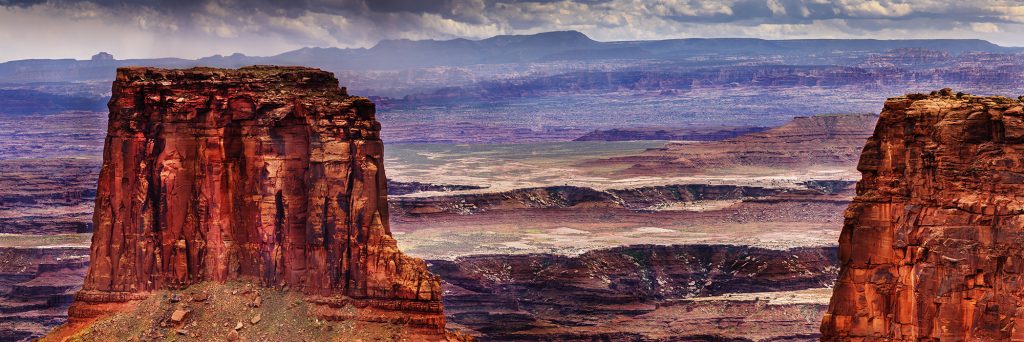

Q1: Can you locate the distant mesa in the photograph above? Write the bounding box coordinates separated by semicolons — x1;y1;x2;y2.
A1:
89;52;113;61
0;31;1019;84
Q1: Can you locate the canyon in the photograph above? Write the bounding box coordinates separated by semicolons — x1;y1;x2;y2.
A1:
7;31;1024;341
822;90;1024;340
0;108;872;340
42;66;456;340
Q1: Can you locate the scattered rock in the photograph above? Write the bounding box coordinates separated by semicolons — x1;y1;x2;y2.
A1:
251;313;261;325
234;322;244;331
227;330;239;341
170;309;189;324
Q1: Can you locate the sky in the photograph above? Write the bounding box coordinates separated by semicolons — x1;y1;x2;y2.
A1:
3;0;1024;61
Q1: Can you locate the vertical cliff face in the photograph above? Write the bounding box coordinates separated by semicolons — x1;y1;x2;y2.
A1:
822;89;1024;340
67;67;444;332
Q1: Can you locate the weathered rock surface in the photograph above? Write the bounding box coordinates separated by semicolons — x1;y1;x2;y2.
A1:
52;66;449;338
822;89;1024;340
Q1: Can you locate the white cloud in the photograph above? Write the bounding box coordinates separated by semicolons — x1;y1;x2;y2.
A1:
970;22;1001;33
838;1;914;17
646;0;736;17
767;0;787;16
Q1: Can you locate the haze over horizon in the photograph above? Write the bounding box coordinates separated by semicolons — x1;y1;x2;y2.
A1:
3;0;1024;62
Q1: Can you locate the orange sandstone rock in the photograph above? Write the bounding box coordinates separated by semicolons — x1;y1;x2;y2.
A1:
52;66;446;338
822;89;1024;340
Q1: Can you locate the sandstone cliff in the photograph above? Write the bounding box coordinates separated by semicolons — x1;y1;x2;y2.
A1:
822;89;1024;340
50;66;450;340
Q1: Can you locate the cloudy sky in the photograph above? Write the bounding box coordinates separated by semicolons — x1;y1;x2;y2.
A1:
2;0;1024;61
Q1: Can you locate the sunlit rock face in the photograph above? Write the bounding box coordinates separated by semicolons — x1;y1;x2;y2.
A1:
822;89;1024;340
69;66;444;331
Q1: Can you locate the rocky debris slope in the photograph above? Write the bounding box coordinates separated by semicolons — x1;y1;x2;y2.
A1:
822;89;1024;340
48;66;455;340
431;244;838;340
55;281;465;341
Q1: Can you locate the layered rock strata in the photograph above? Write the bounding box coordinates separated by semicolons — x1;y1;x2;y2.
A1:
0;247;89;341
586;114;879;176
822;89;1024;340
59;66;446;336
432;244;838;340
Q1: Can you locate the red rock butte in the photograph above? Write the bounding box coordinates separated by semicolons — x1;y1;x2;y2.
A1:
53;66;447;337
822;89;1024;340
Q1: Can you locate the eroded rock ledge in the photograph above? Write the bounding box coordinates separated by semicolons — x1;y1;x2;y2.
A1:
51;66;449;339
822;89;1024;340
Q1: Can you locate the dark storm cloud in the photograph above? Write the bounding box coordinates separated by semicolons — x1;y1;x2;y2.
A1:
0;0;44;5
1;0;1023;61
1;0;1018;29
365;0;449;13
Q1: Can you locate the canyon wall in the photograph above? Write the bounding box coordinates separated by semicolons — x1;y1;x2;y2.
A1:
432;244;838;340
64;66;445;333
822;89;1024;340
391;184;818;216
0;247;89;341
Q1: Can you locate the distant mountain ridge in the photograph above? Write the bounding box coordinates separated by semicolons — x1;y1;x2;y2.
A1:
0;30;1018;83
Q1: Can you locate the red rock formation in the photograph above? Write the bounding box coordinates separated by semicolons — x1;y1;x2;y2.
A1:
59;66;446;336
822;89;1024;340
